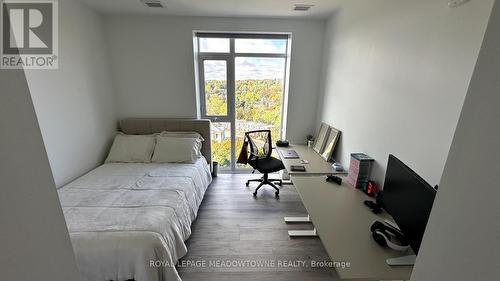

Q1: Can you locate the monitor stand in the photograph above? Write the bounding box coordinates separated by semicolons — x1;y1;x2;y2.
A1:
386;255;416;266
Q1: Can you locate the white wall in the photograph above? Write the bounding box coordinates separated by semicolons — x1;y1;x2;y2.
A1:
411;2;500;280
25;0;117;187
317;0;493;185
105;15;325;143
0;69;80;281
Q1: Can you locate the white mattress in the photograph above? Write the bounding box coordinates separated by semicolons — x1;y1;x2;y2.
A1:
58;157;212;281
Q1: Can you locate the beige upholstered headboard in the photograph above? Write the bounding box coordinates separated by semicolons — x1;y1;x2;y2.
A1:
119;118;212;165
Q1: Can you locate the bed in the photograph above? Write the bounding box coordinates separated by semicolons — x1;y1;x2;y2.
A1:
58;119;212;281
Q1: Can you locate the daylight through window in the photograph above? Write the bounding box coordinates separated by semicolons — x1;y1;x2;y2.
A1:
195;33;291;170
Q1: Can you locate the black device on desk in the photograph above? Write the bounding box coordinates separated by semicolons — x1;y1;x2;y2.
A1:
364;200;383;214
326;175;342;185
276;139;289;147
290;165;306;172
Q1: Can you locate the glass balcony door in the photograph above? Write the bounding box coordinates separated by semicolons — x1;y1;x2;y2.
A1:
196;34;290;171
235;57;286;169
199;57;235;169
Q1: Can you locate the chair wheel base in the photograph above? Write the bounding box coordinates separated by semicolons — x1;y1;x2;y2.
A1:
247;173;281;198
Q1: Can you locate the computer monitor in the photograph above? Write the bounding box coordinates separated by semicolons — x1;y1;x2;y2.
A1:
382;154;436;254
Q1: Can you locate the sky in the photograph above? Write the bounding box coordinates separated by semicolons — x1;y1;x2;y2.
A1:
201;38;287;80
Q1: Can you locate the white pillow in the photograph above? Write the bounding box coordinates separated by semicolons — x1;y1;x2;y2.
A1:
160;131;205;142
105;134;156;163
152;136;202;164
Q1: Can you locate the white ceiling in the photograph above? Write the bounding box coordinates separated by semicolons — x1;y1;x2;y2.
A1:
78;0;339;19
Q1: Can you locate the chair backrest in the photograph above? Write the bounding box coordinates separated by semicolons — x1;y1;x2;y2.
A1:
245;130;273;161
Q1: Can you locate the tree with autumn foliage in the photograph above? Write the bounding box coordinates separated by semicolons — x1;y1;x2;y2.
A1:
206;79;284;167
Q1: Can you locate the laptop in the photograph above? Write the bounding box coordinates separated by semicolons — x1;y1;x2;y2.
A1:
281;150;299;159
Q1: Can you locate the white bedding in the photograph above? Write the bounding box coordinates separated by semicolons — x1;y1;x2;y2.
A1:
58;157;212;281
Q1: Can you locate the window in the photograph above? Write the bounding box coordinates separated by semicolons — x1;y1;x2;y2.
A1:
203;60;228;116
195;33;291;171
235;38;287;54
199;37;230;53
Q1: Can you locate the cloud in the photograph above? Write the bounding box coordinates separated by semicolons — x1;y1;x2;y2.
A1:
201;38;287;81
200;38;287;54
236;57;285;80
204;58;285;81
235;39;286;54
204;60;227;80
199;38;229;52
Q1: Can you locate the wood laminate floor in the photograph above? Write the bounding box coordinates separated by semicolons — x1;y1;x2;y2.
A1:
178;174;340;281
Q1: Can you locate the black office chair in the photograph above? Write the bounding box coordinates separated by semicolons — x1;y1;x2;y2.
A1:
244;130;285;198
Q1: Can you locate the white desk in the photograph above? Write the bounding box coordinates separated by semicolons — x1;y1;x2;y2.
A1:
276;144;345;175
275;145;412;280
276;144;346;230
290;175;413;280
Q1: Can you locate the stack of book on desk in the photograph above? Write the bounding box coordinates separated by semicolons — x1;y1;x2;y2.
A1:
347;153;374;188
